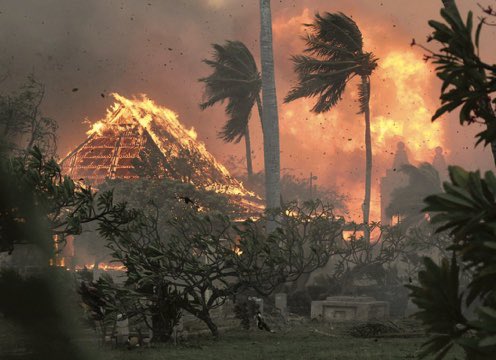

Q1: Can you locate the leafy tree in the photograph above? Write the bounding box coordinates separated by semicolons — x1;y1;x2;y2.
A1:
199;41;262;179
252;200;344;295
284;12;378;239
75;176;243;270
0;96;125;359
228;166;347;211
260;0;282;221
406;2;496;357
0;147;124;257
99;200;343;338
0;75;57;156
102;177;240;217
78;274;123;345
418;1;496;163
333;223;408;290
408;166;496;359
313;222;423;316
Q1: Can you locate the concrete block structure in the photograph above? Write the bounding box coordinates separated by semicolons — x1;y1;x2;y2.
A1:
311;296;389;321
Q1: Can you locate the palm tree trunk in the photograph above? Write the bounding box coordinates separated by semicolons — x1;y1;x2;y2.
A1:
256;94;265;135
260;0;281;230
362;76;372;243
244;125;254;178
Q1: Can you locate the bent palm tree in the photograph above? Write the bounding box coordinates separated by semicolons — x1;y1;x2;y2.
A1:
284;12;377;240
199;41;263;178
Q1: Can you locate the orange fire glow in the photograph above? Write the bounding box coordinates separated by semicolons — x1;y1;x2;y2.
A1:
273;8;446;223
85;94;258;198
75;263;126;272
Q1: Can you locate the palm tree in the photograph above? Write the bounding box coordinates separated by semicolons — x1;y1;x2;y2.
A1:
284;12;377;239
386;163;442;229
260;0;281;223
199;41;263;179
441;0;455;10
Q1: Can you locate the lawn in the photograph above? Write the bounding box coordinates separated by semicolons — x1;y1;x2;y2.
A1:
99;325;428;360
2;317;462;359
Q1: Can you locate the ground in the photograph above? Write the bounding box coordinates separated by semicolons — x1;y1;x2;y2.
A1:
99;325;430;360
1;317;463;359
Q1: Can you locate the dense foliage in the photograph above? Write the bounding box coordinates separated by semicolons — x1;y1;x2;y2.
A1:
96;200;344;339
0;147;124;257
0;75;57;156
405;2;496;359
422;3;496;155
222;164;347;211
408;166;496;359
199;40;262;177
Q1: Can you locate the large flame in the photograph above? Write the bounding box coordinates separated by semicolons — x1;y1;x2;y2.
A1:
273;9;446;222
371;52;444;157
76;93;261;212
75;263;126;271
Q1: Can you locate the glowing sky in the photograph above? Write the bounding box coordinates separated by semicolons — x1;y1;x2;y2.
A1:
1;0;495;220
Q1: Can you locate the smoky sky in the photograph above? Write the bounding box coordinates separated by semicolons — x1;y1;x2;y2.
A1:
1;0;495;220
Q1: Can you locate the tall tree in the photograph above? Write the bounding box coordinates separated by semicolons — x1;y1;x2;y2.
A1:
0;75;57;156
260;0;281;221
199;41;263;179
421;1;496;164
284;12;377;239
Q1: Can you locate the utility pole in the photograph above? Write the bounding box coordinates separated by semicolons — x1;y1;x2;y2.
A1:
309;172;318;199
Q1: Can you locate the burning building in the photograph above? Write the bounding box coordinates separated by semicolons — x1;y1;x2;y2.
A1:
59;94;263;271
60;93;262;214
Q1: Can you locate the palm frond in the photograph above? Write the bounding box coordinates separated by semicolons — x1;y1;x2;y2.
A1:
291;54;360;78
303;34;356;60
285;73;350;113
218;95;256;143
199;41;261;143
308;12;363;55
285;12;377;114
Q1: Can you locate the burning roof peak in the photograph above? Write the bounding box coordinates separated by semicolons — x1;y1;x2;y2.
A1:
87;93;198;141
61;93;262;211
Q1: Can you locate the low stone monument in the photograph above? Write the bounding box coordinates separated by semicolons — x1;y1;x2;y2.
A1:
114;317;129;344
275;293;287;316
311;296;389;321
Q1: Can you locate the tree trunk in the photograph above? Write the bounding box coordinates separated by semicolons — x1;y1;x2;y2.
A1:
151;313;173;343
256;94;265;134
260;0;281;232
244;125;254;178
362;76;372;243
200;313;219;338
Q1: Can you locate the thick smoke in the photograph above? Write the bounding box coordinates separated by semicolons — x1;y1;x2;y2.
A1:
1;0;495;220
